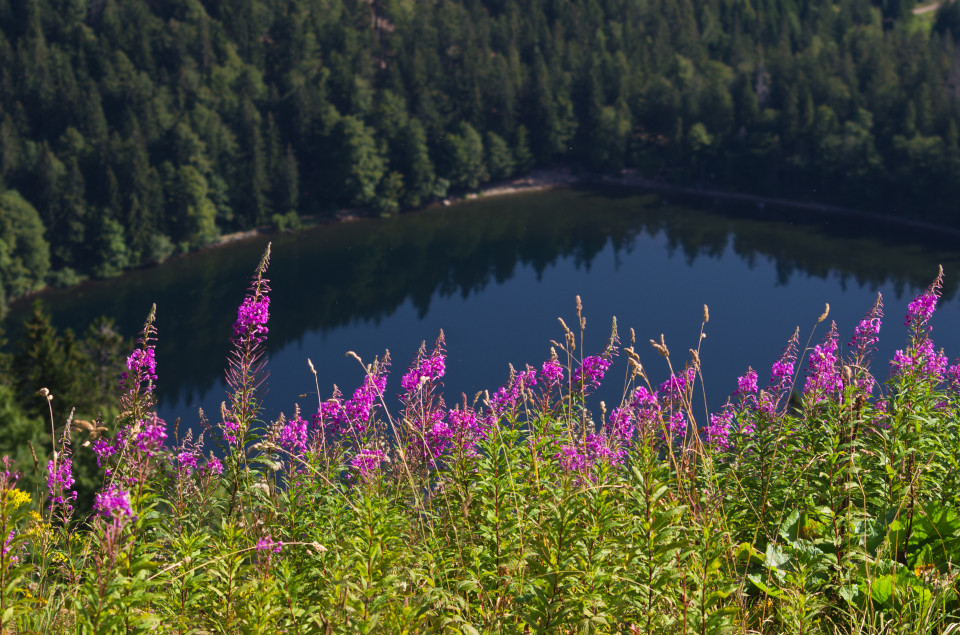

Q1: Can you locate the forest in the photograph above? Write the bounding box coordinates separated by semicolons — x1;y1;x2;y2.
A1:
3;0;960;313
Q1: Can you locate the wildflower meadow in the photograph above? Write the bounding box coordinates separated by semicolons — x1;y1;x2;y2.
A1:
5;244;960;633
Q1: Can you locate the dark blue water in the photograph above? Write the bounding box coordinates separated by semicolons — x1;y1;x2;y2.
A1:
11;187;960;434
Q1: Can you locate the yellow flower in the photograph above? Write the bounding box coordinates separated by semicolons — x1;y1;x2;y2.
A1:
4;488;31;510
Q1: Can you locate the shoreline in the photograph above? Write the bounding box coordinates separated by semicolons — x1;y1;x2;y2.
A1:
9;167;960;313
430;167;960;239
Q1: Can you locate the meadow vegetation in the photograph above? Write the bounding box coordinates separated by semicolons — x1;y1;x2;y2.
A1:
4;245;960;633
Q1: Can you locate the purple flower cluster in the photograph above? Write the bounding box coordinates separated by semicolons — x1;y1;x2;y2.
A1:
133;414;167;458
312;358;390;443
629;386;661;439
448;405;487;455
541;358;564;387
735;368;758;396
350;448;385;483
203;454;224;476
556;445;587;472
770;329;799;395
256;535;283;553
852;316;882;352
906;292;937;328
46;455;77;513
171;430;203;476
1;529;15;563
400;351;446;392
279;414;308;455
659;368;695;403
94;485;135;524
489;367;538;419
233;295;270;345
666;411;687;439
175;448;199;473
705;408;735;451
573;355;611;390
92;426;128;469
586;433;621;465
312;389;346;440
803;324;843;403
608;407;635;445
122;347;157;391
221;416;241;446
892;339;949;381
905;269;943;332
344;371;388;438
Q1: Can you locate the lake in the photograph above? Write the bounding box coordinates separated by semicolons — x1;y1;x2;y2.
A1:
10;186;960;435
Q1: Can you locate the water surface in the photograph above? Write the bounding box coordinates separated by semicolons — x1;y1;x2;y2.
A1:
11;187;960;434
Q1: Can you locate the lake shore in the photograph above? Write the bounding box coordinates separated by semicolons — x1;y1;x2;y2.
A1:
416;166;960;239
10;166;960;314
213;169;960;246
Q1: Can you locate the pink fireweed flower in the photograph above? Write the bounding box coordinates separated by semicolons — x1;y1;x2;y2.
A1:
401;337;446;392
426;412;453;458
132;413;167;457
175;449;199;473
556;445;587;472
735;368;759;397
203;454;224;476
344;356;390;438
844;295;884;394
256;535;283;553
279;414;308;455
705;407;735;451
401;336;448;465
851;296;883;354
489;367;538;419
770;359;795;392
312;389;346;440
892;339;949;382
1;530;15;563
223;245;272;451
46;453;77;513
629;386;662;440
665;411;687;440
119;305;159;403
220;414;241;446
541;358;564;387
608;407;635;445
803;322;842;403
92;425;128;468
659;367;696;405
586;433;622;466
770;328;799;394
94;485;135;524
233;295;270;345
632;386;658;407
122;347;157;392
905;268;943;332
906;293;937;328
448;405;487;455
172;430;203;476
350;448;385;483
573;355;611;390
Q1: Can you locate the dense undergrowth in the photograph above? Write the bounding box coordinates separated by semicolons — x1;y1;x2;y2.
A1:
5;245;960;633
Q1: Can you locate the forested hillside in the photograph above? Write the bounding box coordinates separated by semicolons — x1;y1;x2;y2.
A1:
2;0;960;312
